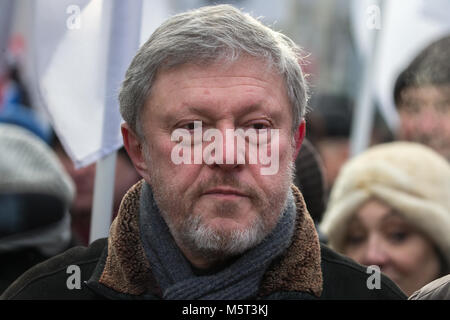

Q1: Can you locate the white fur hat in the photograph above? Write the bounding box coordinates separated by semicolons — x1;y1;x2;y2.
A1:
320;142;450;266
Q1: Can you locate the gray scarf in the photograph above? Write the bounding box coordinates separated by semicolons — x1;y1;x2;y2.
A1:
139;182;296;300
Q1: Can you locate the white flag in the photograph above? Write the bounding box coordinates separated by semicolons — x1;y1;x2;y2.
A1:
28;0;143;168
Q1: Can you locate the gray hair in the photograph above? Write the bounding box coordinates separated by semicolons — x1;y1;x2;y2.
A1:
119;4;309;138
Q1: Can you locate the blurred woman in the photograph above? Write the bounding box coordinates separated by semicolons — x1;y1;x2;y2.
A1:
320;142;450;296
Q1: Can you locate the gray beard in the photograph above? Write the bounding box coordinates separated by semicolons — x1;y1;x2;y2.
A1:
176;210;267;257
147;142;296;261
155;164;295;261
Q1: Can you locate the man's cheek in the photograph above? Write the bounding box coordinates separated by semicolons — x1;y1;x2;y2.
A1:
398;117;415;138
442;117;450;131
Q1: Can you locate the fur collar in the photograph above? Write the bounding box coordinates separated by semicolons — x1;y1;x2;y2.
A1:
98;180;323;298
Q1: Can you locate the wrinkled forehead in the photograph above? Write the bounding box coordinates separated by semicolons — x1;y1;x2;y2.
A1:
153;54;281;91
146;56;290;115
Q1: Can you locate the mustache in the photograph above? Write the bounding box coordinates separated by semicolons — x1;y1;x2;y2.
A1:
190;160;296;200
191;174;262;201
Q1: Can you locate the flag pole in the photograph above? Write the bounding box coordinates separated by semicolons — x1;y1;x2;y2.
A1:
349;0;384;157
89;0;143;243
90;151;117;243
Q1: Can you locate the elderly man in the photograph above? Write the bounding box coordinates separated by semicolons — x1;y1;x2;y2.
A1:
2;5;405;300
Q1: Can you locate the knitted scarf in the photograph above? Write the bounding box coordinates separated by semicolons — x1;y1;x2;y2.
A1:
139;182;296;300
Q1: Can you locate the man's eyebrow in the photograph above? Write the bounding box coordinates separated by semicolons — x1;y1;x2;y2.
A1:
183;103;278;118
236;103;270;115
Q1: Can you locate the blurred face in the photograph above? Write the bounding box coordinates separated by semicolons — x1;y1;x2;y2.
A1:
56;146;140;245
342;199;441;296
316;138;349;191
56;148;139;216
397;85;450;160
123;56;304;268
113;153;140;214
55;147;95;215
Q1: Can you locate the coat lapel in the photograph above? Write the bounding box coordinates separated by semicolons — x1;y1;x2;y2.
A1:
97;180;323;298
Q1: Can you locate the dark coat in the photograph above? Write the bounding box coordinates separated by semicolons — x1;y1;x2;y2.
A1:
0;248;50;295
1;181;406;300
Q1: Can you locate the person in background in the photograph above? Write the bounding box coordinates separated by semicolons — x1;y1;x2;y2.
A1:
320;142;450;296
306;94;392;197
0;123;75;294
0;65;52;144
53;139;140;246
2;5;405;300
394;34;450;160
293;139;328;243
305;94;353;195
0;60;137;247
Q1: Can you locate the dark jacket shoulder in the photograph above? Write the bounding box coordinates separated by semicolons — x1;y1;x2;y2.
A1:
1;238;107;300
264;244;406;300
1;239;407;300
319;244;406;299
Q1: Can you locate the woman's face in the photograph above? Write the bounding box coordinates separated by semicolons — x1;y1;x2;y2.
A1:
342;199;441;296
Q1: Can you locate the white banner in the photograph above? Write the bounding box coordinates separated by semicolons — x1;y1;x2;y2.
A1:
26;0;149;168
38;0;110;168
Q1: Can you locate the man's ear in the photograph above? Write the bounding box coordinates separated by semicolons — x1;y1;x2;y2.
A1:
121;123;150;181
293;119;306;160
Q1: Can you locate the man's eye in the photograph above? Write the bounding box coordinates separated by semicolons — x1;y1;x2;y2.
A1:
251;123;269;130
180;122;198;131
434;101;450;114
410;104;423;113
400;102;421;113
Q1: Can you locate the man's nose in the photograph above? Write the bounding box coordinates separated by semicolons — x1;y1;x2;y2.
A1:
205;126;242;171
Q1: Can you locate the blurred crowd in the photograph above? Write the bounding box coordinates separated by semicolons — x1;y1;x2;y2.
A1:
0;15;449;299
0;60;141;292
312;34;450;298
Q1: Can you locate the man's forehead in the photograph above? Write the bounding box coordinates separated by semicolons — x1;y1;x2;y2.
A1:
147;58;290;115
154;56;280;87
401;84;450;100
